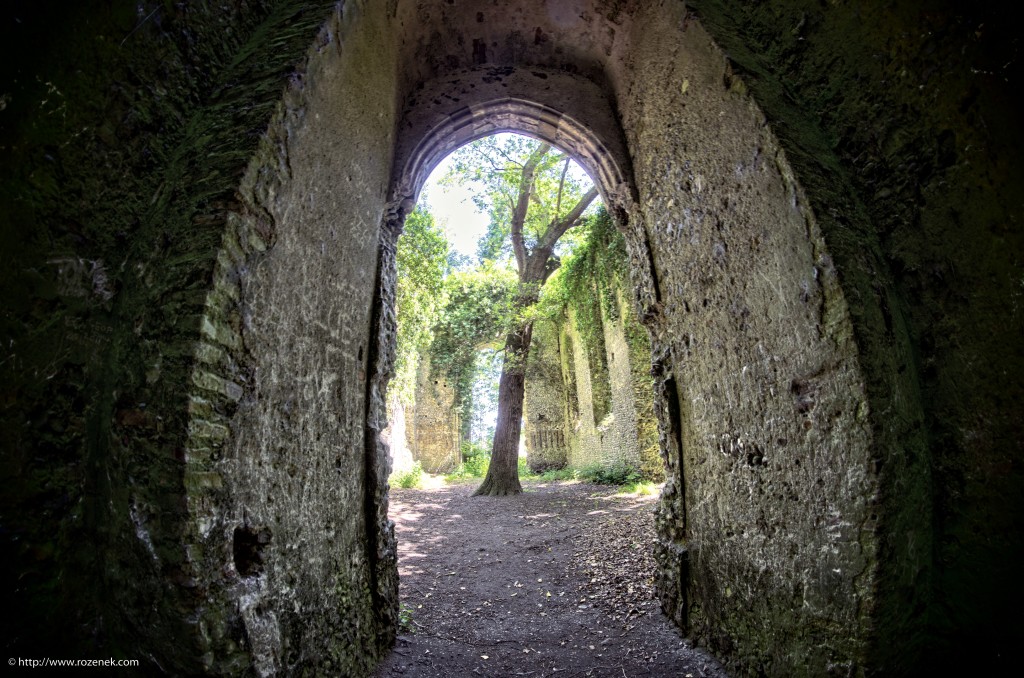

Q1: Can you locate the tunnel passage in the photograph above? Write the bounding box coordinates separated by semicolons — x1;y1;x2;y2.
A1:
2;0;1020;676
376;6;885;674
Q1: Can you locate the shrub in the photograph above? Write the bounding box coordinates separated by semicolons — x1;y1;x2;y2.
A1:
391;462;424;489
538;468;577;482
463;453;490;477
445;443;491;481
461;440;491;477
578;461;641;486
621;480;659;496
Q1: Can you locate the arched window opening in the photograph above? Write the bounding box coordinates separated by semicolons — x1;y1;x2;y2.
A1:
385;132;661;492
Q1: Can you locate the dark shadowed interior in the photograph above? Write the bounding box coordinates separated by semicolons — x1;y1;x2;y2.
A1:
1;1;1020;675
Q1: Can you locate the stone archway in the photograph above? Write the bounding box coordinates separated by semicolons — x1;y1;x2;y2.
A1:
175;3;895;674
370;8;888;671
387;68;635;219
9;0;1020;675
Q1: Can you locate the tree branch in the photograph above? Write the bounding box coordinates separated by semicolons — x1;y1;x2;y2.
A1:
538;186;599;252
554;157;570;221
510;142;552;273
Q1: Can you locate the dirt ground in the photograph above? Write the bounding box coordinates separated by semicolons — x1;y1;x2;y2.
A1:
372;479;728;677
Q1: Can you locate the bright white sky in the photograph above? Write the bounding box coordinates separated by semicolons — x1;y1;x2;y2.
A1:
419;152;489;259
418;133;595;259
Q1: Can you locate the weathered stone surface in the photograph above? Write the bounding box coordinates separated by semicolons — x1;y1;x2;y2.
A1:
524;276;658;478
616;6;881;672
2;0;1020;675
186;5;402;674
407;354;460;473
524;320;570;471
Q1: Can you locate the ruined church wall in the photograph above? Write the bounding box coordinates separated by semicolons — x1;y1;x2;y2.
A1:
192;4;401;675
683;0;1024;668
525;277;658;479
563;285;655;475
0;0;362;671
598;286;662;481
408;354;460;473
563;309;603;469
599;291;642;470
524;320;570;471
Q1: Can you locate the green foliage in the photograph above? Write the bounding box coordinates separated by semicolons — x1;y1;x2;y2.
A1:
442;134;595;265
578;461;642;486
534;464;650;488
446;454;534;481
538;468;578;482
539;207;628;421
399;603;416;633
621;480;660;496
445;440;492;481
517;456;537;479
391;462;424;489
540;206;628;318
429;265;518;427
393;207;451;404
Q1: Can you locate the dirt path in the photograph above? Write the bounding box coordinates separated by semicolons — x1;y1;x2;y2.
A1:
372;479;727;677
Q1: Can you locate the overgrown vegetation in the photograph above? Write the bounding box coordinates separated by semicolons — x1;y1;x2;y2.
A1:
441;134;599;497
539;468;578;482
398;603;416;633
391;462;424;489
429;269;517;439
392;137;662;494
539;207;664;482
393;207;451;406
539;207;629;422
578;461;643;486
445;440;492;481
535;463;657;492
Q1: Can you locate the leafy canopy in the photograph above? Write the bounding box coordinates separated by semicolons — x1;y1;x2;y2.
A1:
428;264;519;419
441;134;597;265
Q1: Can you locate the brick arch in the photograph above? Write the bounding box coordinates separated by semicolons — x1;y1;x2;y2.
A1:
386;67;637;222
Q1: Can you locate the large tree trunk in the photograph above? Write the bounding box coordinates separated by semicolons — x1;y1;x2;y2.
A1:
473;320;533;496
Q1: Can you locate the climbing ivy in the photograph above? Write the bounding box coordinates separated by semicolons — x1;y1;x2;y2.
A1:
393;206;450;405
540;207;629;422
428;264;518;434
540;207;662;480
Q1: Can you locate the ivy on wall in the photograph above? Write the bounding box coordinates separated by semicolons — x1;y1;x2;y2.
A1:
393;207;451;405
540;207;662;479
541;208;629;423
428;264;518;437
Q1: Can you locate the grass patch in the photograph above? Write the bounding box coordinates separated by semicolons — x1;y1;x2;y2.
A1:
538;468;578;482
444;452;489;482
391;461;424;489
518;456;538;479
620;480;660;496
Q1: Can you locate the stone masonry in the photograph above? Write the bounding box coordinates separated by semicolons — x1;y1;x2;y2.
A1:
2;1;1020;675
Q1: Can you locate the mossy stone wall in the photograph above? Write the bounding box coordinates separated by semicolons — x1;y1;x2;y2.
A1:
3;1;1020;674
524;319;571;471
682;0;1024;669
617;4;884;673
523;247;659;480
409;354;460;473
1;1;398;673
